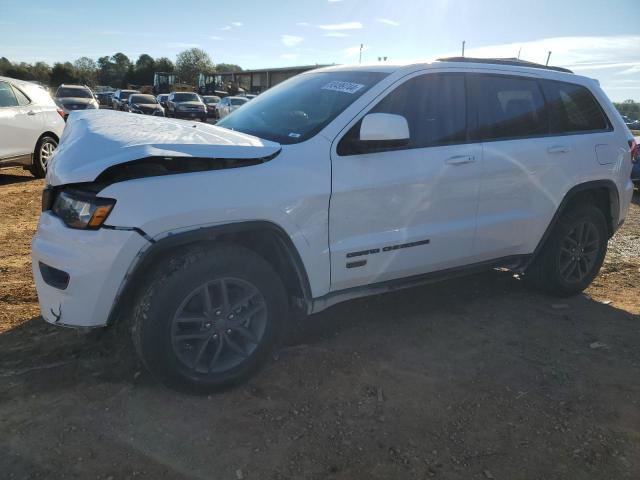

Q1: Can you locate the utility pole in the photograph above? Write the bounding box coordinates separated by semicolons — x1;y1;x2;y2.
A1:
546;51;552;66
359;44;363;64
517;47;521;60
461;40;465;57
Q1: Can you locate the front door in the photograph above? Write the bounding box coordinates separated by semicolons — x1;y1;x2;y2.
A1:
329;73;482;291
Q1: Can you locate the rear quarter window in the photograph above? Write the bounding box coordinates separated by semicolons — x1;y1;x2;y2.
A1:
540;80;611;134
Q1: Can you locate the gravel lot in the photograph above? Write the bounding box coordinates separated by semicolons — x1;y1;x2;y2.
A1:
1;167;639;479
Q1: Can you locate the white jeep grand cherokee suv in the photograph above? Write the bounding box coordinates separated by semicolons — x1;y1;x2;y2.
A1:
32;59;635;392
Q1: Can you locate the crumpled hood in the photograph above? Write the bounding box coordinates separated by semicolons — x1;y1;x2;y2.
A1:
47;110;281;185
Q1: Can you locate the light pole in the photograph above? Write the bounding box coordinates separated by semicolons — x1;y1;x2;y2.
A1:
359;44;363;64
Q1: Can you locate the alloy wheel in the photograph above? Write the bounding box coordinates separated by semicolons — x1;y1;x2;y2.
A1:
170;278;267;374
558;220;600;283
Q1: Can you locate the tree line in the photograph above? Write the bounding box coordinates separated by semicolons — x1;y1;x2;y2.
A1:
614;100;640;121
0;48;242;88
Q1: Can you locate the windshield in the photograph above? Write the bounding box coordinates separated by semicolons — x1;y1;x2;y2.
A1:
56;87;92;98
173;93;200;102
217;71;387;144
203;96;220;104
130;95;157;104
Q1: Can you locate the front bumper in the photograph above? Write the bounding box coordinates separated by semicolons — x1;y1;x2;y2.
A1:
32;212;150;328
173;110;206;119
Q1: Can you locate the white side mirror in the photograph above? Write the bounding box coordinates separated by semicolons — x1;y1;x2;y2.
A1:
359;113;410;143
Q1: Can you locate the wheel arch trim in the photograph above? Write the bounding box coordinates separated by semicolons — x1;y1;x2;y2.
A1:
532;179;620;262
106;220;313;325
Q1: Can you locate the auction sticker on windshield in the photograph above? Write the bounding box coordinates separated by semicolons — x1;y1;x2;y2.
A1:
321;81;365;94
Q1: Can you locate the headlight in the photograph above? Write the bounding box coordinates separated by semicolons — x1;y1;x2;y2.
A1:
52;190;116;229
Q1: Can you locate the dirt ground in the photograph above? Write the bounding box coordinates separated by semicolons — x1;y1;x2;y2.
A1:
1;166;639;480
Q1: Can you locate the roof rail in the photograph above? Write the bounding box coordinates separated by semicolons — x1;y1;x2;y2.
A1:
436;56;573;74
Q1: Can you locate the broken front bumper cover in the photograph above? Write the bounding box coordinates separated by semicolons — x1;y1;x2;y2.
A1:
32;212;150;328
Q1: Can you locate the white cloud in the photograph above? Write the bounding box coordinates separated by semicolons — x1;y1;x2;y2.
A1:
377;18;399;26
281;53;300;60
447;35;640;72
318;22;363;30
323;32;350;37
281;34;304;47
220;25;232;31
167;42;200;48
231;21;243;27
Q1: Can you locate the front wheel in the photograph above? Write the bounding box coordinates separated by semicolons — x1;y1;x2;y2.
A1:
30;135;58;178
525;204;608;296
130;245;288;393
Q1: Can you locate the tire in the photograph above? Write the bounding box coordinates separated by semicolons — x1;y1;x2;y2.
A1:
130;245;288;393
30;135;58;178
525;204;608;296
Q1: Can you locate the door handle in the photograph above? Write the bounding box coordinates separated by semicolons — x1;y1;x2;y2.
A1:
445;155;475;165
547;145;571;154
27;110;37;116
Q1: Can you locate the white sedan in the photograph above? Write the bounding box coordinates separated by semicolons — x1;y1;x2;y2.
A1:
0;76;65;177
216;96;248;118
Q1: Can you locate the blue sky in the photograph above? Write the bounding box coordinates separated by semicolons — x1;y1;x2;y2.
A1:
1;0;638;100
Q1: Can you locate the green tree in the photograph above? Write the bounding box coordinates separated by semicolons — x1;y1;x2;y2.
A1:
0;57;11;75
111;52;132;87
134;54;155;85
215;63;242;72
31;62;51;85
74;57;97;85
50;62;78;86
154;57;174;73
175;48;213;85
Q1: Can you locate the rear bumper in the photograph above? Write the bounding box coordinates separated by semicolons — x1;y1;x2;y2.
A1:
631;162;640;183
32;212;150;328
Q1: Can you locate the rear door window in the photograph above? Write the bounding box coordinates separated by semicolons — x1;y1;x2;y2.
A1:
0;81;19;107
338;73;466;155
468;74;547;141
540;80;611;134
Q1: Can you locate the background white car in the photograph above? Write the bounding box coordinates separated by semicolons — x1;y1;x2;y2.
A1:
0;76;65;177
216;95;248;118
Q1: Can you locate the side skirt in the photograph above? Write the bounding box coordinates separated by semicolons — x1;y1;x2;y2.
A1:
310;254;531;314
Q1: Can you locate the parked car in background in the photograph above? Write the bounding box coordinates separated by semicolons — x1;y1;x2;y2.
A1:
244;94;257;100
632;136;640;186
32;59;635;392
156;93;170;110
216;95;248;118
201;95;221;118
126;94;164;116
111;89;139;111
165;91;207;121
0;76;65;177
95;91;114;107
54;84;99;120
622;115;640;130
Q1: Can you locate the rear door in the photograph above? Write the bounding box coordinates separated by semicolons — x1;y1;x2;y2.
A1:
468;73;566;260
329;72;482;291
0;81;41;160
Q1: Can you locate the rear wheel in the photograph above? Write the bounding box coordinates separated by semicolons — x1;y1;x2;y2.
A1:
30;135;57;178
130;245;288;393
525;204;608;296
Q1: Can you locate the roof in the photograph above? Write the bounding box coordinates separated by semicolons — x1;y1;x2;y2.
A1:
436;56;573;74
